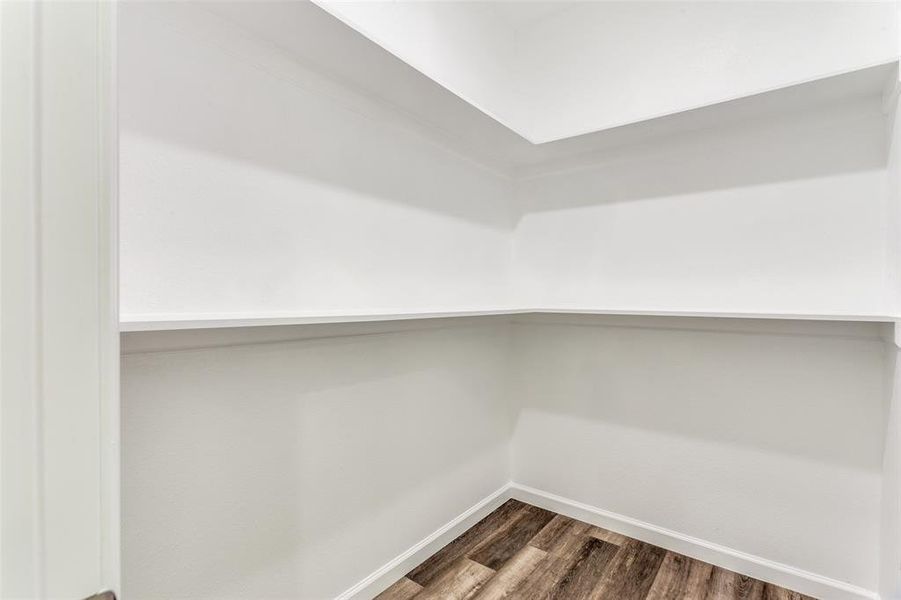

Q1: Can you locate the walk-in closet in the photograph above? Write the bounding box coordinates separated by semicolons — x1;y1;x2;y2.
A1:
3;2;901;600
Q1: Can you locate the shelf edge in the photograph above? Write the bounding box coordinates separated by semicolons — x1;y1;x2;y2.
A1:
120;308;899;332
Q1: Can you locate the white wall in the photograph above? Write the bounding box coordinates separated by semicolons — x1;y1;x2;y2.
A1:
119;2;514;321
122;316;890;597
121;322;511;600
881;68;901;600
882;337;901;600
513;98;891;316
510;315;886;590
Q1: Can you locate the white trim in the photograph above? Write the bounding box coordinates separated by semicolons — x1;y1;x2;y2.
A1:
331;481;879;600
334;485;512;600
98;0;120;593
508;483;879;600
1;2;44;595
1;2;118;597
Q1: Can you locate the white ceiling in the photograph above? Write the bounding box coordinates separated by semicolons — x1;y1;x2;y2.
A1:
312;1;898;144
486;1;575;31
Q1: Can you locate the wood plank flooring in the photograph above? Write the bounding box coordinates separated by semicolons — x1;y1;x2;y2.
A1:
376;499;815;600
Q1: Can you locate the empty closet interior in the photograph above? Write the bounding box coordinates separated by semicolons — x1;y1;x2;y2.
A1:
118;2;901;599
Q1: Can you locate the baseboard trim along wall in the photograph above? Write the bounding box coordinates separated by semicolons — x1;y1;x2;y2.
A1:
510;483;878;600
335;485;513;600
338;482;879;600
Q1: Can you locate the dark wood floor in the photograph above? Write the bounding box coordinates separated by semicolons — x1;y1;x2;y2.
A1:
375;499;815;600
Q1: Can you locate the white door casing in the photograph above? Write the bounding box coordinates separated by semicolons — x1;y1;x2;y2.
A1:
1;2;118;599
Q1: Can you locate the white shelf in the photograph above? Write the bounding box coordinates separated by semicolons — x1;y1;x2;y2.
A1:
118;309;528;332
308;1;898;145
183;2;901;175
120;308;897;332
529;308;897;323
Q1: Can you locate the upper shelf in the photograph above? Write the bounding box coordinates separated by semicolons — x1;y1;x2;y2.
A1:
198;1;899;176
309;1;898;145
120;308;897;332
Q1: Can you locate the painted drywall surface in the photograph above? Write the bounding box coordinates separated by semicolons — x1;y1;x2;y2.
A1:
317;1;897;143
888;90;901;319
513;100;891;316
882;339;901;600
122;324;511;599
518;1;898;142
510;317;885;589
119;3;515;320
882;72;901;600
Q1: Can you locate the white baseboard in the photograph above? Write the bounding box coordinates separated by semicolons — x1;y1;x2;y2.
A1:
335;484;513;600
335;481;878;600
508;483;878;600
